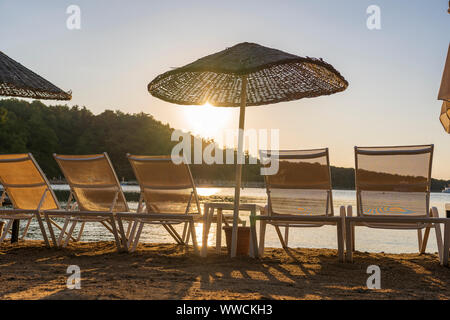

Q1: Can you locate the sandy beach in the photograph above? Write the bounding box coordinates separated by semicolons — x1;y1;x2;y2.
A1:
0;241;448;300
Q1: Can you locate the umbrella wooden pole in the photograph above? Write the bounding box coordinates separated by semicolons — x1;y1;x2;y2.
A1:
231;75;247;257
11;220;19;243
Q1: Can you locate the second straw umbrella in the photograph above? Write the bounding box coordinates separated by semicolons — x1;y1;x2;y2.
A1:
0;50;71;243
439;44;450;132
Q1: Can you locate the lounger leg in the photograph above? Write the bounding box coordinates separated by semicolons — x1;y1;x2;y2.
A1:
163;224;183;245
216;208;223;254
76;222;86;242
249;213;258;258
419;227;430;254
182;222;189;243
116;216;129;251
127;221;139;249
417;229;423;252
100;220;115;234
34;212;50;247
190;220;199;256
44;214;58;247
22;218;32;239
284;226;289;247
274;225;287;249
109;217;122;252
347;206;355;251
339;206;347;255
125;221;132;238
49;218;76;243
205;208;213;239
202;207;213;256
185;222;191;244
63;221;77;248
131;222;144;253
337;220;344;262
345;220;353;263
20;218;32;240
58;218;70;246
162;224;178;243
0;220;13;242
169;225;185;244
0;220;4;241
431;207;443;261
352;225;356;251
259;220;266;257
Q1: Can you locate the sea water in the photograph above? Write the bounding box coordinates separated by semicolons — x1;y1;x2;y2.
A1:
12;186;450;254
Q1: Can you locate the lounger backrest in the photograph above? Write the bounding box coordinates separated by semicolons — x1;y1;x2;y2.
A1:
0;154;59;210
354;145;433;217
53;153;128;212
127;155;200;215
260;148;333;216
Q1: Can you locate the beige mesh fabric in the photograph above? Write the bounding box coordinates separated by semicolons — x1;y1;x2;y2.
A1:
0;154;58;210
260;149;333;216
128;155;198;214
355;145;433;218
54;154;128;212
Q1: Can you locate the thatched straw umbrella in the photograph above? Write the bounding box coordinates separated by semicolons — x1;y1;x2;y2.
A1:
0;50;71;243
438;5;450;132
0;51;71;100
439;44;450;132
148;42;348;257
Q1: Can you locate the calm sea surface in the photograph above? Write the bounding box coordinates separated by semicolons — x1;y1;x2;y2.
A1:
17;186;450;254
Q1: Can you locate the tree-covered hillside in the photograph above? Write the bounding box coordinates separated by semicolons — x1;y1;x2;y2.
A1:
0;99;448;191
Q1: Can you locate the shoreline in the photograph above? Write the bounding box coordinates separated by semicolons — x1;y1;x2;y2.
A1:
1;241;449;300
47;181;450;193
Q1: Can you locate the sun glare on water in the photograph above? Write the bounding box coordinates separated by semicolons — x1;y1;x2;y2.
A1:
196;187;220;197
182;102;233;144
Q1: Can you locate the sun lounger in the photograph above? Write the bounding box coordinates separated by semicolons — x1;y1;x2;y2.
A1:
115;155;201;254
45;153;125;250
251;148;345;262
345;145;445;263
0;154;66;246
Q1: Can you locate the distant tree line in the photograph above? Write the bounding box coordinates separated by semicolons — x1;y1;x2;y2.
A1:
0;99;448;192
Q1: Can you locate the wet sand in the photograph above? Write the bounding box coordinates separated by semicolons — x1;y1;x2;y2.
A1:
0;241;448;300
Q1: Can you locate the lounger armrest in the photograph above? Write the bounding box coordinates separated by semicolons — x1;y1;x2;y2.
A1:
254;204;265;212
116;212;197;221
339;206;346;218
44;209;114;218
430;206;440;218
260;205;269;215
346;205;353;217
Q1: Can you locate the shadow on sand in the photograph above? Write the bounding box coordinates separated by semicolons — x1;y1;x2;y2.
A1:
0;241;449;300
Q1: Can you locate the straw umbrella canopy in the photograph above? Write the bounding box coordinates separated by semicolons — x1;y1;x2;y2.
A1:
0;50;71;243
0;50;71;100
148;42;348;257
439;44;450;132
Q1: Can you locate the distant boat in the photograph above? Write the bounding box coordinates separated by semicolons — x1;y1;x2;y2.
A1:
120;181;138;186
442;186;450;193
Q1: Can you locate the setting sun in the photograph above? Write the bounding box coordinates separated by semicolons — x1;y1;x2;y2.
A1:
181;102;233;145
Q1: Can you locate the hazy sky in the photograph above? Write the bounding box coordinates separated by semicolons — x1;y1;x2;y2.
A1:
1;1;449;178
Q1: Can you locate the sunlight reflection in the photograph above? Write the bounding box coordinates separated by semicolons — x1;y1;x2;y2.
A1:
196;187;220;197
195;223;215;247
